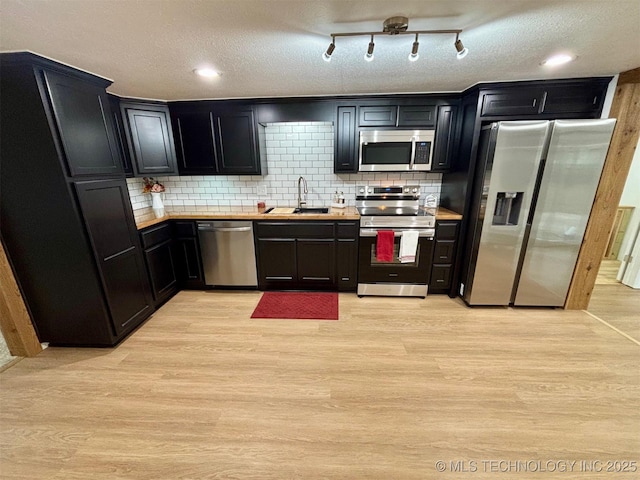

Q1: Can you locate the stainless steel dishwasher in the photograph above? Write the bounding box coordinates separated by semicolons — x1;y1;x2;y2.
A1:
197;221;258;287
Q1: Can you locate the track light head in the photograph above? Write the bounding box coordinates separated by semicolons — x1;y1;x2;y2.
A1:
409;34;419;62
365;35;375;62
455;38;468;59
323;39;335;62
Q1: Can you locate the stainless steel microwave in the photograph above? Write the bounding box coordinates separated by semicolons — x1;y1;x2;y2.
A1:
359;129;435;172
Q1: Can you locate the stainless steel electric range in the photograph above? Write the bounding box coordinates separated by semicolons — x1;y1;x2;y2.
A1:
356;185;436;298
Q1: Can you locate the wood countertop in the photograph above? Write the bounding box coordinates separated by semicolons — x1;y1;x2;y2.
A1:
135;205;463;230
432;207;463;220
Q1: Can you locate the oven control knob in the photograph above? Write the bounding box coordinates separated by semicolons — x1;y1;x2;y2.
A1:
404;187;409;193
412;188;418;193
359;188;365;194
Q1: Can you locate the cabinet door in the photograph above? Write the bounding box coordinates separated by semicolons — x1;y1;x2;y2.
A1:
257;238;297;289
480;89;545;117
144;239;178;306
433;239;456;264
297;239;335;289
359;106;397;126
430;264;452;290
542;84;606;115
432;105;457;171
213;108;261;174
174;236;205;289
335;106;357;173
75;179;153;336
397;105;436;127
122;103;178;175
43;70;122;176
108;94;133;176
172;110;218;175
336;238;358;291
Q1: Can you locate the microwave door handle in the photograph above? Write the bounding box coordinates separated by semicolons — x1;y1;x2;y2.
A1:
409;136;417;170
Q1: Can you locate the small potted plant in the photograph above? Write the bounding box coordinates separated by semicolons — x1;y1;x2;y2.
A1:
143;177;166;218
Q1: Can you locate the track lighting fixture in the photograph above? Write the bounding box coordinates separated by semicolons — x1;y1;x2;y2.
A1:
322;16;468;63
323;37;335;62
455;35;468;59
409;34;420;62
365;35;375;62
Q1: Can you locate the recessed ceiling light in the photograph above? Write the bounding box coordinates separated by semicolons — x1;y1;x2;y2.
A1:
194;68;220;78
542;54;574;67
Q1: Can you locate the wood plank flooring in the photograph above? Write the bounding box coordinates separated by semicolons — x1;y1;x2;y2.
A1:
588;283;640;343
1;291;639;479
595;259;622;285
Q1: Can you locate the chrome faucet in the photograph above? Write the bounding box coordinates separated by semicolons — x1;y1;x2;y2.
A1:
297;176;308;208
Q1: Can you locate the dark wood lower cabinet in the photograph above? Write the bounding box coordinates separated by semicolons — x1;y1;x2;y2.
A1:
75;179;154;338
429;220;460;296
297;239;335;289
255;221;358;291
173;221;206;289
140;222;179;307
256;238;297;289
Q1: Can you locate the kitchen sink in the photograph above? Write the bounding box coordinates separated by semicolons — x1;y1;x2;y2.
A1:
293;207;329;214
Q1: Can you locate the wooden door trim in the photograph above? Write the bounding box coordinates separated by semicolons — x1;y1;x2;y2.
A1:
0;241;42;357
565;67;640;309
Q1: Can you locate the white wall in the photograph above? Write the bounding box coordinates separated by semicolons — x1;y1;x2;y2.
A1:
617;136;640;287
127;121;442;210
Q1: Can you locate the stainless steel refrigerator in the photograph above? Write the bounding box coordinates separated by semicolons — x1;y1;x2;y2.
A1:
462;119;616;307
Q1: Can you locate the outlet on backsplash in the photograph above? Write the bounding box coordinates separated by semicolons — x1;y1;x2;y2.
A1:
257;185;268;196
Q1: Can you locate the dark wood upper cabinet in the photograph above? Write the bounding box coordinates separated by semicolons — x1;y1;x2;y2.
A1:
480;88;546;117
397;105;436;127
432;105;458;171
214;107;263;175
479;80;609;118
542;84;606;115
172;110;217;175
107;94;133;176
43;69;122;177
121;101;178;176
359;105;398;126
335;106;358;173
168;103;264;175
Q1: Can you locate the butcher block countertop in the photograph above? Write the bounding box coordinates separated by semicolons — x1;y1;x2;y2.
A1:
134;205;463;230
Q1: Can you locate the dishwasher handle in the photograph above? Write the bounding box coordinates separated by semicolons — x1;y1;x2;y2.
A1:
197;224;252;233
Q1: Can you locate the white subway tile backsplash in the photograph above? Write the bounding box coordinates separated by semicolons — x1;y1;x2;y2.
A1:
126;121;443;209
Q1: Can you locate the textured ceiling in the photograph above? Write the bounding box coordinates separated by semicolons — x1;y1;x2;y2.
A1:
1;0;639;100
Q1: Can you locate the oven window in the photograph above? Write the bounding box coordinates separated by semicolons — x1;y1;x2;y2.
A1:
361;142;412;165
370;239;419;266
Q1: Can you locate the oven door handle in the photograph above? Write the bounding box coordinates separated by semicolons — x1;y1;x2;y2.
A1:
409;136;417;170
359;229;434;238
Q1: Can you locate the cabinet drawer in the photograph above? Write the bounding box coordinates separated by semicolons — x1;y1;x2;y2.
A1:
255;222;335;239
336;222;358;239
140;222;171;248
433;240;456;264
430;264;452;289
481;90;545;117
173;220;197;237
397;105;436;127
436;221;459;240
359;106;397;126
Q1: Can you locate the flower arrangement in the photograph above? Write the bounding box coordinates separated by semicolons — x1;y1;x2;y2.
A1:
142;177;165;193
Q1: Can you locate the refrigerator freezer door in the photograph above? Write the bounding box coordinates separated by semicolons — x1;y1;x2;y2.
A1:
514;119;616;306
467;121;550;305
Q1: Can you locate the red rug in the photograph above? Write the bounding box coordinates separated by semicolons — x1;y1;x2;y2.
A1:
251;292;339;320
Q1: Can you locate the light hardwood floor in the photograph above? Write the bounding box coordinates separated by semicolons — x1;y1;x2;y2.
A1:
589;283;640;343
1;291;639;479
595;259;622;285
